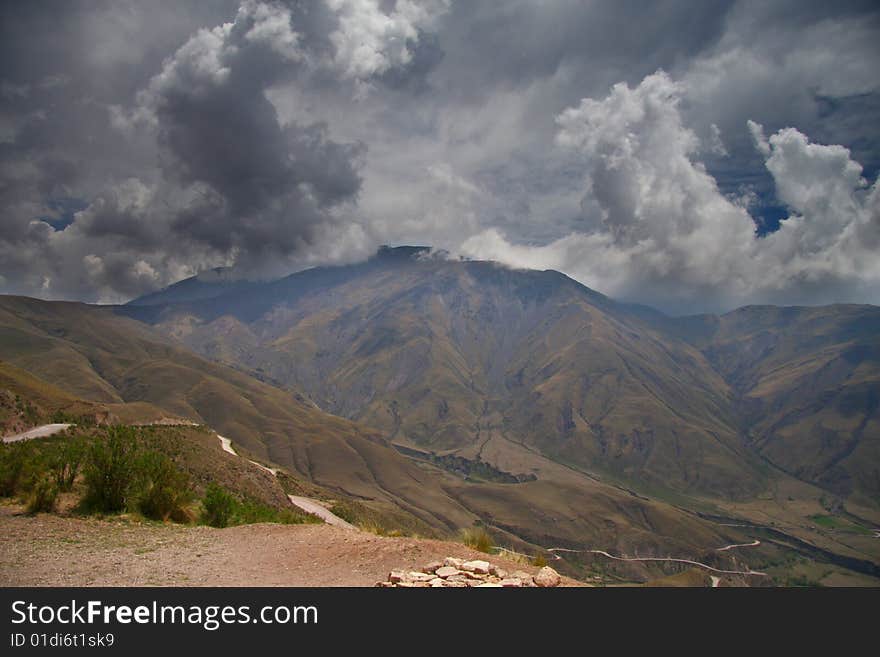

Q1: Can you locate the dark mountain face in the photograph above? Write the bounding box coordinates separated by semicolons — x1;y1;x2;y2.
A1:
117;246;876;504
667;305;880;503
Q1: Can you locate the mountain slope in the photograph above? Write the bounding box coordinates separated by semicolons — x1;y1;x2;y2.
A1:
0;294;746;565
668;305;880;503
127;249;771;499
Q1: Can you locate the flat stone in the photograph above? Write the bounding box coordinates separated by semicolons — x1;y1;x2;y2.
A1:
461;560;491;574
389;570;406;583
534;566;561;588
424;561;443;574
511;570;534;581
489;566;508;578
408;571;435;582
443;557;464;568
429;578;446;587
435;566;461;578
499;578;523;587
476;582;503;587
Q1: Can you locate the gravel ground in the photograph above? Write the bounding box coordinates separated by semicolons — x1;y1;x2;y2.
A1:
0;505;583;587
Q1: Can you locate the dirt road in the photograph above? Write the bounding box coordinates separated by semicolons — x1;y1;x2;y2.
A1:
0;505;571;587
287;496;356;530
2;423;72;443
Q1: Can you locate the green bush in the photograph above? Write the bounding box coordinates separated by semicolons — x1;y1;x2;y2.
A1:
137;451;193;522
201;483;314;528
328;502;359;524
26;476;58;515
81;426;138;513
48;437;86;492
461;527;493;553
234;497;313;525
0;442;29;496
202;483;235;528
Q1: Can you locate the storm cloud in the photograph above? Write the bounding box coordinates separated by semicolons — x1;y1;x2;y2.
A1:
1;0;878;310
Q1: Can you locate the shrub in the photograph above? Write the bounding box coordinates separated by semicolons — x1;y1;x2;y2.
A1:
81;426;138;513
532;554;548;568
329;502;359;524
0;442;29;496
48;437;86;492
26;476;58;515
202;483;235;528
461;527;493;553
137;451;193;522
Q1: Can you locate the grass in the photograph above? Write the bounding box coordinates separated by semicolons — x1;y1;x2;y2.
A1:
200;482;318;528
809;514;873;535
461;527;493;553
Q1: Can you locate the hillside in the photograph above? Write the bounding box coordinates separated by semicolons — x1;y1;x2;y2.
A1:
123;249;880;508
0;294;752;573
665;305;880;504
124;249;771;501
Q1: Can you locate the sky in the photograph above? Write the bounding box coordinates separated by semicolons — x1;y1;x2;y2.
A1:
1;0;879;314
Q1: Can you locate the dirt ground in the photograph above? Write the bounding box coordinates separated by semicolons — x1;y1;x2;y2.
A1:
0;504;582;587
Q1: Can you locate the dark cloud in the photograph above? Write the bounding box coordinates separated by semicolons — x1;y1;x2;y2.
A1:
0;1;878;310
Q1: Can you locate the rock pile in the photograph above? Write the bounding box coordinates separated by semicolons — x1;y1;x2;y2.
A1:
376;557;562;588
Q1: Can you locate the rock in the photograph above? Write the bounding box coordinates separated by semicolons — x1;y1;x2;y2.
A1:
499;578;523;587
424;561;443;574
408;571;435;582
466;579;484;587
511;570;535;586
461;560;491;575
444;580;468;587
375;581;395;587
435;566;461;578
534;566;561;588
443;557;464;568
476;582;503;587
389;570;406;583
429;578;446;587
446;574;470;583
489;566;508;578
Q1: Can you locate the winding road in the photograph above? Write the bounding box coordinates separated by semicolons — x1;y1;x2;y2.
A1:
716;540;761;552
217;435;237;455
2;423;72;443
216;434;355;530
286;495;356;530
548;546;767;577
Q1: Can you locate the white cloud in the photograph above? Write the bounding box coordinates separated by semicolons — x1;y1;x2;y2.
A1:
462;71;880;312
241;0;302;60
325;0;450;79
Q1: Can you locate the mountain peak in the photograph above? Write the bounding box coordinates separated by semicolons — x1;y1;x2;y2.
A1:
373;245;434;262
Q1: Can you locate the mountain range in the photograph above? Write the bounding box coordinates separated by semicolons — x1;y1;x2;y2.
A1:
2;246;878;582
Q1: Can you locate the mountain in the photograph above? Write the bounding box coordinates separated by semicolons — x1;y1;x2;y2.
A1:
4;248;879;582
0;295;472;533
126;248;769;500
124;248;880;508
126;267;259;307
665;305;880;505
0;293;744;570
